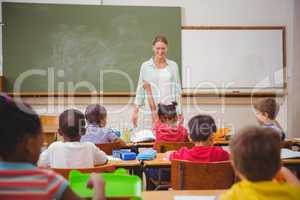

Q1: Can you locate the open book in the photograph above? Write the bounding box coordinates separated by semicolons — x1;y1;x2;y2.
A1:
130;129;156;143
281;148;300;159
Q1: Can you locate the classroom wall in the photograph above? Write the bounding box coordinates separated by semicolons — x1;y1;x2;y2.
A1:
0;0;297;136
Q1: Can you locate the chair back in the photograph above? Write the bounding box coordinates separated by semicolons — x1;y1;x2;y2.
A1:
52;165;115;179
40;115;58;130
40;116;59;146
96;143;119;155
171;159;235;190
157;142;194;153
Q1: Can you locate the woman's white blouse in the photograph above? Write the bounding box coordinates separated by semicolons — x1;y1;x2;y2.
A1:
134;58;182;114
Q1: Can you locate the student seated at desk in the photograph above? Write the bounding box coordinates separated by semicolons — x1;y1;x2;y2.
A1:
0;95;105;200
153;102;188;149
80;104;126;147
146;114;229;189
220;126;300;200
38;109;107;168
166;114;229;162
254;98;285;140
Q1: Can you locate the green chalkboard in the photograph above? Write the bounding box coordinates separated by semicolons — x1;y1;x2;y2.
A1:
2;3;181;94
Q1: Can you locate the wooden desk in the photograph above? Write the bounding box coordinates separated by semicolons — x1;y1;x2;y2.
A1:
108;159;141;168
282;159;300;164
214;140;230;146
142;190;224;200
42;127;57;147
144;153;300;168
124;142;154;154
126;142;154;148
143;153;170;168
40;115;58;127
106;158;142;177
43;126;57;132
40;115;59;145
144;153;300;179
214;138;300;147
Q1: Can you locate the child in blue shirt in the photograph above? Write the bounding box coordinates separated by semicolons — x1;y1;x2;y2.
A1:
81;104;126;147
254;98;285;140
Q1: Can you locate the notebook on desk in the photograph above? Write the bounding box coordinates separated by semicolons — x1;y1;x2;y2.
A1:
130;129;156;143
281;148;300;159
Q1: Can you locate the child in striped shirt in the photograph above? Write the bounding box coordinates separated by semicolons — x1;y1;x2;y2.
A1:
0;94;105;200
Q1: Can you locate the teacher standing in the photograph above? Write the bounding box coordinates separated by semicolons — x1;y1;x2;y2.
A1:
132;35;182;129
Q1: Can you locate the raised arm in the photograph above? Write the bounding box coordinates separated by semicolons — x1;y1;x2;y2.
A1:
143;80;158;125
143;80;155;109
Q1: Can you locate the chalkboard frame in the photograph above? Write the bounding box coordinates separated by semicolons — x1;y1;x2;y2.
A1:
181;26;287;97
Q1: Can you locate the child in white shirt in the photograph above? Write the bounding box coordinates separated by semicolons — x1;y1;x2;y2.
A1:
39;109;107;168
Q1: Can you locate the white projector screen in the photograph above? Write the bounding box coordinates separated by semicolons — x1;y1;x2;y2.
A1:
182;28;285;90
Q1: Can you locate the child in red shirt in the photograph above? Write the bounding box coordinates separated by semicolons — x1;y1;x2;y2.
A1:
168;114;229;162
153;102;188;149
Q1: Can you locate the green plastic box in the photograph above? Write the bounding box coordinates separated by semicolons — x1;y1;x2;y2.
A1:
69;168;142;200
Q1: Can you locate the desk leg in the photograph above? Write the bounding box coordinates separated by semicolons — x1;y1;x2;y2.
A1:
116;166;143;179
143;166;171;191
130;146;139;154
132;166;143;179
